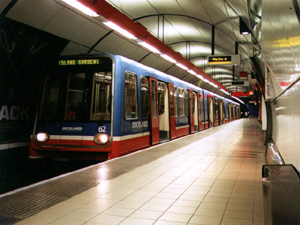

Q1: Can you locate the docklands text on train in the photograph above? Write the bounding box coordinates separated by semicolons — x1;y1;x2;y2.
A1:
132;121;148;129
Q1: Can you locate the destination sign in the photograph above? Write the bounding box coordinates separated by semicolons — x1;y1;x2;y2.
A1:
58;59;100;66
208;56;232;65
207;55;240;66
232;80;250;86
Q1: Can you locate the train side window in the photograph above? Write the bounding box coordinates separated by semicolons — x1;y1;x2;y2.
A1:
151;80;158;118
158;82;165;115
91;72;112;121
125;72;138;120
179;88;185;117
141;77;149;120
200;94;204;122
214;98;219;121
174;87;178;117
169;85;174;117
185;90;189;116
192;92;196;115
203;94;208;121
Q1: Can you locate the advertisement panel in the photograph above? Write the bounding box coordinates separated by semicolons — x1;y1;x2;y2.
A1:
0;18;68;147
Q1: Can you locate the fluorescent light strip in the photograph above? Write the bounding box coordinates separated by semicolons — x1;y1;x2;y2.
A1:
177;63;188;71
233;96;244;104
188;70;197;76
221;89;230;95
103;21;137;40
160;54;177;64
62;0;99;17
138;41;160;54
197;74;203;80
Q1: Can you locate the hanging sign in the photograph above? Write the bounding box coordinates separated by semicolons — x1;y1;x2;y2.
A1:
207;55;240;66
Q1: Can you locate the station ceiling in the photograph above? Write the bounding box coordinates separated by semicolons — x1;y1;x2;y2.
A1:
1;0;299;101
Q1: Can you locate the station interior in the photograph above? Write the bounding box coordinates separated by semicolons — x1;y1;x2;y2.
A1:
1;0;300;224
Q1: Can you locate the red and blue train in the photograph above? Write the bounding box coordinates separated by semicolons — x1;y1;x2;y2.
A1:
29;54;240;160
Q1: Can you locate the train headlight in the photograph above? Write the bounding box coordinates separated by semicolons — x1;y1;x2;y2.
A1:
94;133;109;145
36;132;49;142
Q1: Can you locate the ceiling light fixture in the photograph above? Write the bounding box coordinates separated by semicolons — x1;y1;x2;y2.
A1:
197;74;204;80
160;54;177;64
188;70;197;76
138;41;160;54
220;89;230;95
61;0;99;17
239;17;251;35
176;63;188;71
103;21;137;40
233;96;244;104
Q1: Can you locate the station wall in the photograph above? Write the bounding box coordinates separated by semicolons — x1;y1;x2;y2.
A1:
0;18;68;149
271;80;300;171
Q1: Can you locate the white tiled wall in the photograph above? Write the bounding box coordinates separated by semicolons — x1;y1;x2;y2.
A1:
271;81;300;170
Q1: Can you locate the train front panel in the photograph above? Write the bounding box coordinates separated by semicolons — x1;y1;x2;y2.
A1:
29;55;114;160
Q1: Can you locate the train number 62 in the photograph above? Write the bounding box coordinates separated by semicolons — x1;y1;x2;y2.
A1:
98;126;106;133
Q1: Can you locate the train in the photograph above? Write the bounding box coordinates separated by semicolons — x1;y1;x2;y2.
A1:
29;54;240;160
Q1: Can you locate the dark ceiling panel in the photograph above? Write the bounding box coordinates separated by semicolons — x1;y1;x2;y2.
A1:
6;0;62;30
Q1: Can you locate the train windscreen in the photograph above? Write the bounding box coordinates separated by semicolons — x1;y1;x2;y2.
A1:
38;57;112;122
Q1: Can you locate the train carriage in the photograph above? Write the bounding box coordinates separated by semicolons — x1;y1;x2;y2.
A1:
29;54;240;160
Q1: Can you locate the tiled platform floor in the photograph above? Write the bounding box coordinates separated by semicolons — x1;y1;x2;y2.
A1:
15;118;265;225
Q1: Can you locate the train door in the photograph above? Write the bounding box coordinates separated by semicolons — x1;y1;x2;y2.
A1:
232;104;235;120
158;81;170;142
219;100;223;124
224;101;228;123
218;99;222;125
213;98;218;126
189;89;195;133
219;100;222;125
198;92;204;130
193;92;198;131
228;103;231;122
168;83;176;139
234;105;237;120
208;96;213;128
220;100;225;124
203;93;209;129
149;77;159;144
214;98;220;126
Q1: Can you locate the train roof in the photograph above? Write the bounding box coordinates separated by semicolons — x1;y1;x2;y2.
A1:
57;54;240;105
115;54;240;105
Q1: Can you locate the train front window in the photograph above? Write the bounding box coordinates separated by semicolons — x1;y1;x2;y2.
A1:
39;73;92;121
39;57;113;122
39;75;63;121
66;73;86;121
